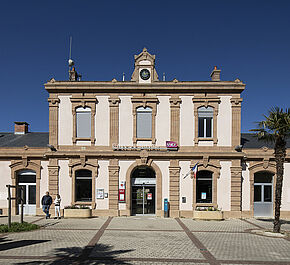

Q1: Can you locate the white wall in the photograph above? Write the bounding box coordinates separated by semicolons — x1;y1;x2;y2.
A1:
281;163;290;211
179;161;193;210
156;96;170;146
217;161;231;211
40;161;49;202
96;160;109;209
95;96;109;146
242;163;250;211
0;161;12;208
58;160;71;208
119;160;135;210
180;96;194;146
155;161;169;210
58;96;73;145
119;96;133;145
217;96;232;146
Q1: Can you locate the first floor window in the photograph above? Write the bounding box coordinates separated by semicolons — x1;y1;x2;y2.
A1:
76;107;91;138
198;106;213;138
75;169;92;201
136;107;152;139
196;170;212;203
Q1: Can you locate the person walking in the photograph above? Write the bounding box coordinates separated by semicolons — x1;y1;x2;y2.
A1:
41;191;52;219
54;194;61;219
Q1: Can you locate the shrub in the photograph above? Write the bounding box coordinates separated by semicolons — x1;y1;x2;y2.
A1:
0;222;39;233
64;205;90;209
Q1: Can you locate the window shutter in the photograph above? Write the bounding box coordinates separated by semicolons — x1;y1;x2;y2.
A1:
76;108;91;138
136;107;152;138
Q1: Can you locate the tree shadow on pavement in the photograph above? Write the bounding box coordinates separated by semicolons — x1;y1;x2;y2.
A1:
0;236;50;251
16;243;133;265
256;218;290;225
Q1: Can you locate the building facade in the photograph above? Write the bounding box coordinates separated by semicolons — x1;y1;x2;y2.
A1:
0;48;289;218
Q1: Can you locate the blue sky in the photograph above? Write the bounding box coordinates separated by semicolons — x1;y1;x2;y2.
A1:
0;0;289;133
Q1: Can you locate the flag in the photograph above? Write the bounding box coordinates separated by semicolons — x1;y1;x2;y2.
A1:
183;162;198;179
191;162;198;179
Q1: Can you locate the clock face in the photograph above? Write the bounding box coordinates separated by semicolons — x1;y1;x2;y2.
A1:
140;69;150;80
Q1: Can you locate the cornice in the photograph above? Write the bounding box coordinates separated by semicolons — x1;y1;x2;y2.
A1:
45;80;245;93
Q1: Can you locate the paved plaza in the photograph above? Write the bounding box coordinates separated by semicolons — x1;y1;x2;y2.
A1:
0;216;290;265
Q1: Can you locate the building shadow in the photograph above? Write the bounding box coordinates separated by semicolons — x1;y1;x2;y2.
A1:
0;237;50;251
16;243;133;265
256;218;290;225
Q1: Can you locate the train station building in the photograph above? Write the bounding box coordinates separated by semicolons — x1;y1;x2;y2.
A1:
0;48;289;219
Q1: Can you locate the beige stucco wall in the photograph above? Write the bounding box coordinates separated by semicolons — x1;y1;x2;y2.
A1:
217;161;231;211
242;163;250;211
96;160;109;209
58;96;73;145
95;96;109;146
119;96;133;146
119;160;135;210
179;161;193;210
155;161;169;210
0;161;12;208
40;161;49;203
217;96;232;146
156;96;170;146
198;141;213;146
180;96;194;146
58;160;71;208
281;162;290;211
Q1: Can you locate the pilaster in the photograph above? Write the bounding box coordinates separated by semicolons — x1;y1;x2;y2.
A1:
169;97;181;145
108;159;120;216
109;96;121;146
230;97;243;147
230;160;242;214
48;158;59;198
169;160;180;217
48;96;60;147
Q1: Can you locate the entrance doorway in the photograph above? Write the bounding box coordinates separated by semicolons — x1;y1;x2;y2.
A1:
254;171;273;217
131;167;156;215
17;170;36;215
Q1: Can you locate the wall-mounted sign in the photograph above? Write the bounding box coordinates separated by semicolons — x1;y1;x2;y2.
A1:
131;178;156;185
201;192;207;200
119;181;126;189
119;188;125;202
96;189;104;199
166;141;178;150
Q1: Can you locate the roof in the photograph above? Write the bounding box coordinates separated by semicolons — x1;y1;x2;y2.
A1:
0;132;49;148
241;133;290;149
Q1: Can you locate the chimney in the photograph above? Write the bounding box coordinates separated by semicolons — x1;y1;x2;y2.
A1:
14;122;29;135
210;66;221;81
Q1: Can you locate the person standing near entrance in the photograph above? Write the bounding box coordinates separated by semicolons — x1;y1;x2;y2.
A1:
54;194;61;219
41;191;52;219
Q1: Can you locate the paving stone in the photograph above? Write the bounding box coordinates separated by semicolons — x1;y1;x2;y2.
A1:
194;231;290;262
107;217;182;231
90;230;205;260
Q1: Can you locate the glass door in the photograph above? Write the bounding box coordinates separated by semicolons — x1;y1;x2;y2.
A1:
254;183;273;217
131;185;155;215
18;183;36;215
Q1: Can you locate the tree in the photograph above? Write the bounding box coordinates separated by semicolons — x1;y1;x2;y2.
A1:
251;107;290;233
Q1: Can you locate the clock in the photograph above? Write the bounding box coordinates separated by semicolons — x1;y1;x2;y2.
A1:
140;69;150;80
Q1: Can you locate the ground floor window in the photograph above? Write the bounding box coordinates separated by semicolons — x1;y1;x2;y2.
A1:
196;170;212;203
75;169;92;202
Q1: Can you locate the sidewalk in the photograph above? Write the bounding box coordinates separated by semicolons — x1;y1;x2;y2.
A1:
0;216;289;264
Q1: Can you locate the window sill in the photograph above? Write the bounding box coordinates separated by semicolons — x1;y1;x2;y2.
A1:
76;138;91;141
197;138;213;141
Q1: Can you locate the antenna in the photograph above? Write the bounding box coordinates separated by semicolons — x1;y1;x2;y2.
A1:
122;72;125;81
163;72;165;81
68;36;74;69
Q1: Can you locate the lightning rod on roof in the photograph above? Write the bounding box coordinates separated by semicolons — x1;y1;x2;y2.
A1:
68;36;74;69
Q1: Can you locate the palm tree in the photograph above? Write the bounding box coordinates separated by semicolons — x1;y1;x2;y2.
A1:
251;107;290;233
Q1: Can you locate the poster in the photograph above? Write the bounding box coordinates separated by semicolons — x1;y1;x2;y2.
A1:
147;193;152;200
201;192;207;200
96;189;104;199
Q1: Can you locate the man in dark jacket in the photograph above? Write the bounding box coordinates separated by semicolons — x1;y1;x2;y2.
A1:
42;191;52;219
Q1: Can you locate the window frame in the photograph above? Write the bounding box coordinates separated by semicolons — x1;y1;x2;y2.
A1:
131;97;159;144
75;169;93;202
192;97;220;145
71;97;97;144
198;106;214;138
136;106;153;139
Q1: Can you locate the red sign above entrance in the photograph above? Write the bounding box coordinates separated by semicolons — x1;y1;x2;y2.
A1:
166;141;178;150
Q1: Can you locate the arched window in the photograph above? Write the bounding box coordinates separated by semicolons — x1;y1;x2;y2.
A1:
136;107;152;139
196;170;212;203
76;107;91;138
198;106;213;138
75;169;92;202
